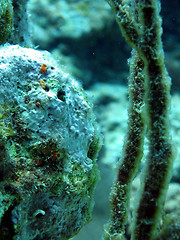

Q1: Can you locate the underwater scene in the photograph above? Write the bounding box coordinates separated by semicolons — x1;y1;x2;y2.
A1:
0;0;180;239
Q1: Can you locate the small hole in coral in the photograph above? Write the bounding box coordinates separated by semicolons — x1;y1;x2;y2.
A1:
57;90;65;101
44;85;49;91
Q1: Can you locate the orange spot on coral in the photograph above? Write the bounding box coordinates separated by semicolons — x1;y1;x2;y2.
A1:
40;64;47;73
39;79;46;89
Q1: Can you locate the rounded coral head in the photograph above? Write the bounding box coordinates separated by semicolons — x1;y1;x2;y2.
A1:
0;45;102;240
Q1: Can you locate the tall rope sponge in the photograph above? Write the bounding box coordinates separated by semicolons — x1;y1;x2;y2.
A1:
104;0;176;239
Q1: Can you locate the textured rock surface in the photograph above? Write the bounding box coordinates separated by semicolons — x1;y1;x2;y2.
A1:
0;44;101;240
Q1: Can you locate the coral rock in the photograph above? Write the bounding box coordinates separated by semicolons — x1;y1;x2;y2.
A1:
0;44;101;240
